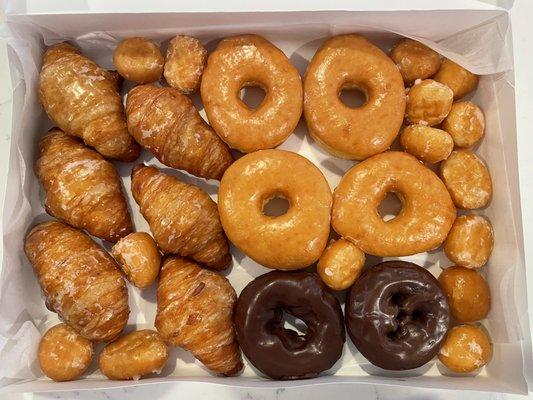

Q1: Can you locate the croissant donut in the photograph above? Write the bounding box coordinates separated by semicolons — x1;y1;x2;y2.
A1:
131;165;230;270
126;85;233;180
155;257;242;376
24;221;129;342
39;43;139;162
36;129;132;243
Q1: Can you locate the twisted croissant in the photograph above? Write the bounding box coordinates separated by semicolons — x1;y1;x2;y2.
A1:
126;85;233;180
155;257;242;375
24;221;129;342
36;129;132;243
39;42;139;162
131;164;230;270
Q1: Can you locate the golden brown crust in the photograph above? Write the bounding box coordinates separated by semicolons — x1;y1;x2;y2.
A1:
155;257;242;376
24;221;129;341
433;59;479;99
438;324;491;372
39;323;93;381
131;165;230;269
36;129;132;243
317;239;365;291
406;79;453;126
99;330;169;380
444;215;493;268
39;43;139;162
126;85;233;180
164;35;207;94
399;125;453;164
442;101;485;148
113;37;164;84
390;38;441;84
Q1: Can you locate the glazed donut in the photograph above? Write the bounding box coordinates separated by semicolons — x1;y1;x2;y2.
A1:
234;271;345;380
400;125;453;164
406;79;453;126
433;59;479;99
438;324;491;373
389;38;441;84
200;35;302;153
218;149;331;270
303;34;405;160
332;151;456;256
317;238;365;291
442;101;485;148
345;261;450;370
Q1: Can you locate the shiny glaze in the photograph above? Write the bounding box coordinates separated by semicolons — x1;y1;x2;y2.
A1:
433;59;479;99
201;35;303;153
405;79;453;126
442;101;485;148
113;37;164;84
399;125;453;164
218;149;331;270
303;34;405;160
164;35;207;94
332;151;456;257
317;238;365;291
234;271;345;380
389;38;441;84
345;261;450;370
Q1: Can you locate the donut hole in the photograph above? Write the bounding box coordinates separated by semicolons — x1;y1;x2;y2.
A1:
378;191;403;222
339;83;367;108
411;308;427;322
390;292;408;306
239;84;266;110
262;192;290;217
281;310;307;337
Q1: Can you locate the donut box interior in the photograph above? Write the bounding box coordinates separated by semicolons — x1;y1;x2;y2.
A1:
0;2;530;395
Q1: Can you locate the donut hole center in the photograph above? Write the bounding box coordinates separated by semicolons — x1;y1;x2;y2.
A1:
339;83;367;108
281;310;308;337
239;84;266;110
262;192;290;217
378;191;403;222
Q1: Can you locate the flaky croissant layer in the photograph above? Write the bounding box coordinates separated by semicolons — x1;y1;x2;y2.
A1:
155;257;242;376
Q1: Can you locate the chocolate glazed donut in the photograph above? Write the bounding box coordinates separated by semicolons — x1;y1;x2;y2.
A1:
234;271;345;380
345;261;450;370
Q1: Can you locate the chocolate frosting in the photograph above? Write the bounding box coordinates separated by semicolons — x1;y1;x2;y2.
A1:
234;271;345;380
345;261;450;370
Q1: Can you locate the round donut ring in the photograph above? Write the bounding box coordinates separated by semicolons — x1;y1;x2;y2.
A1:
304;34;406;160
234;271;345;380
218;149;331;270
332;151;456;256
200;35;303;153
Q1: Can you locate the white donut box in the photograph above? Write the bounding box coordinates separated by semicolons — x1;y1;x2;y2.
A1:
0;0;532;395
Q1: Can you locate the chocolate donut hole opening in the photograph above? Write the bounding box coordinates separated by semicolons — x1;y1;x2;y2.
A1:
378;192;403;221
262;193;290;217
339;84;367;108
240;85;266;110
281;310;307;336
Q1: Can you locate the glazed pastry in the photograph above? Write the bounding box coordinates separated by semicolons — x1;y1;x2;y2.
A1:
439;266;490;322
317;239;365;291
234;271;345;380
406;79;453;126
155;257;242;376
218;149;331;270
113;37;164;83
99;330;169;380
439;324;491;372
131;165;230;270
126;85;233;180
442;101;485;148
440;150;492;209
39;323;93;381
444;215;494;268
36;129;132;243
111;232;161;288
345;261;450;370
399;125;453;164
201;34;303;152
164;35;207;94
433;59;479;99
24;221;129;341
304;34;405;159
39;42;139;161
332;151;456;257
389;38;441;84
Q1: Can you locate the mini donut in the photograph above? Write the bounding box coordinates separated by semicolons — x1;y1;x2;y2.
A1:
39;323;93;381
438;324;491;373
164;35;207;94
440;150;492;209
317;238;365;291
332;151;456;257
444;215;494;268
406;79;453;126
304;34;405;160
438;266;490;322
400;125;453;163
433;59;479;99
234;271;345;379
345;261;450;370
113;37;164;84
201;35;302;152
442;101;485;148
218;149;331;270
390;38;441;84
